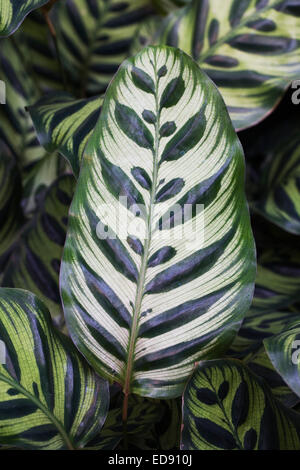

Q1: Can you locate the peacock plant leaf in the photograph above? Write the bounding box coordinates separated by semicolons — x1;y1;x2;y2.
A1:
152;0;192;15
181;359;300;450
155;0;300;130
86;395;164;450
245;346;300;408
0;38;43;165
264;320;300;399
229;309;299;358
51;0;154;96
28;92;103;178
0;0;49;37
0;288;109;450
2;175;75;327
0;149;23;274
16;9;63;92
253;124;300;235
60;45;256;399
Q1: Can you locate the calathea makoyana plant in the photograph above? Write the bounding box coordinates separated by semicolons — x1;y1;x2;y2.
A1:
0;0;300;451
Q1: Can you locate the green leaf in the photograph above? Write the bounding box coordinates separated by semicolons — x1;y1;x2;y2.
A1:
22;151;64;215
265;320;300;399
229;309;299;358
0;0;49;37
129;16;164;56
60;46;256;399
0;149;23;273
155;0;300;130
28;92;103;178
0;38;43;165
245;346;299;408
253;123;300;235
182;359;300;450
51;0;154;96
0;288;109;450
2;175;75;327
17;9;63;92
86;395;163;450
152;0;192;15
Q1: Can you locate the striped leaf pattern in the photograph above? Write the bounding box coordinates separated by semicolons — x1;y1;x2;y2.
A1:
253;245;300;314
0;288;109;450
51;0;154;96
0;150;23;273
0;0;49;36
17;10;63;92
86;395;163;449
156;0;300;130
229;309;299;357
2;175;75;327
245;346;299;407
265;320;300;399
60;46;256;399
28;92;103;178
254;125;300;234
0;38;43;165
152;0;192;14
182;359;300;450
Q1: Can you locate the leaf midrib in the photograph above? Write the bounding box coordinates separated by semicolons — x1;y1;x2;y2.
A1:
0;372;75;450
123;54;161;397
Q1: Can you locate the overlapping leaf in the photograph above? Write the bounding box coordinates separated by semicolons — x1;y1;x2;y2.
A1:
0;288;109;450
152;0;192;15
254;123;300;234
0;38;42;164
28;92;103;177
0;149;23;274
51;0;154;96
245;346;299;407
182;359;300;450
60;45;256;399
155;0;300;130
265;320;300;399
2;175;75;326
17;9;63;92
86;395;163;450
0;0;49;37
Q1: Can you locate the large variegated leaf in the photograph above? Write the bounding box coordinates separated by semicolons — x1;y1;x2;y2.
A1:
155;0;300;130
28;93;103;177
0;288;109;450
0;0;49;36
60;46;256;399
254;123;300;234
181;359;300;450
2;175;75;326
0;149;23;274
51;0;154;96
265;321;300;399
